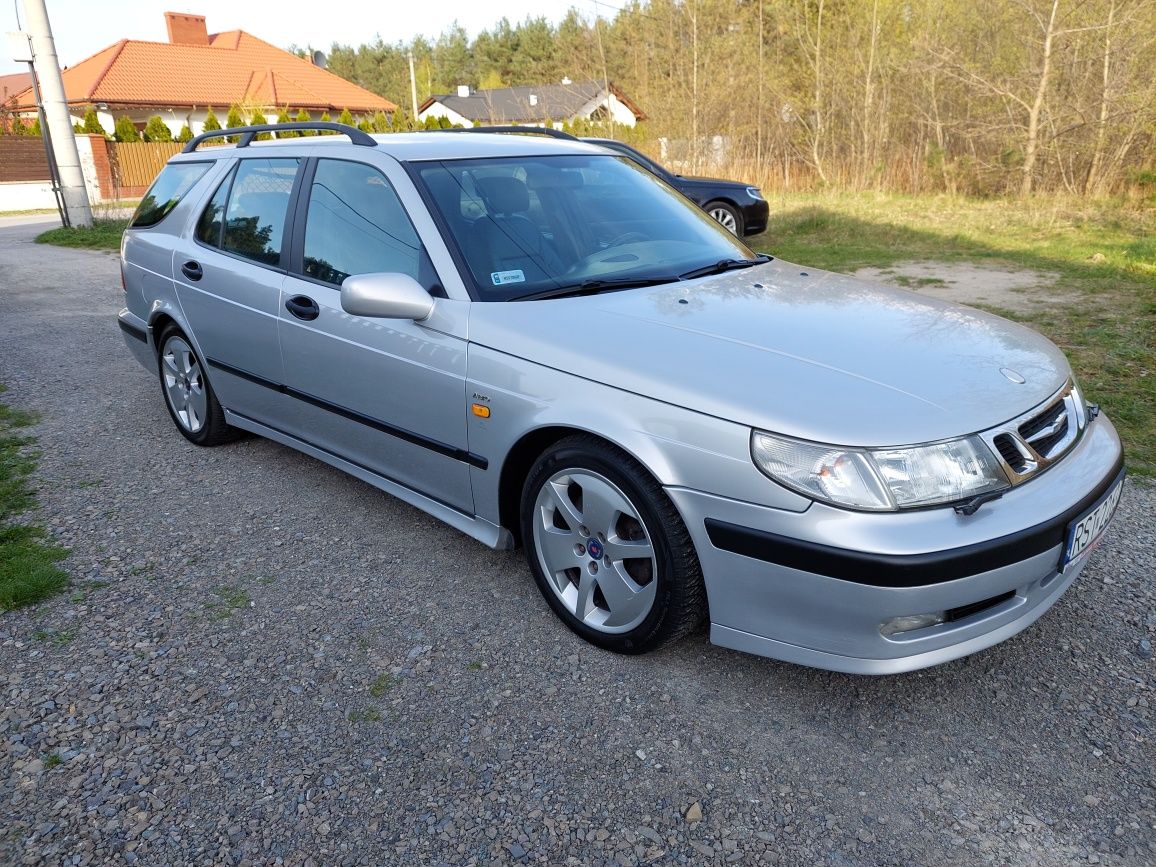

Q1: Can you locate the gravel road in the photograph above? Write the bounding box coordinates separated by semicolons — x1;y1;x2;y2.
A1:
1;215;1153;866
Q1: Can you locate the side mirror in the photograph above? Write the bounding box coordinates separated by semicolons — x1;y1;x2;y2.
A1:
340;273;434;321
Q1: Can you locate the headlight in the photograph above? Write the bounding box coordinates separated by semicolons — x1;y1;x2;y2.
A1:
745;186;764;201
751;431;1010;511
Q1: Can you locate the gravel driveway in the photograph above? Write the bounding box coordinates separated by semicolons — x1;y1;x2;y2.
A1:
1;215;1153;867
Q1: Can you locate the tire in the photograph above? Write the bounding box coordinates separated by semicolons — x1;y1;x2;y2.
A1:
520;434;706;654
705;200;743;236
156;325;238;447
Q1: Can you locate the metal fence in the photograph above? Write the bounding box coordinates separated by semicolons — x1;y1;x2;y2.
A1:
0;136;51;182
107;141;182;194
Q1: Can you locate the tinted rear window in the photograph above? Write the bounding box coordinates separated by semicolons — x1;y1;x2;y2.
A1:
131;162;211;228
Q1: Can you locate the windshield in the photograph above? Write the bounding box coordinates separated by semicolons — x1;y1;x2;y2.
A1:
415;154;759;301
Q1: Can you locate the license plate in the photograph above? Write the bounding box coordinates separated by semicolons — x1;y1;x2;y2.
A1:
1062;477;1124;568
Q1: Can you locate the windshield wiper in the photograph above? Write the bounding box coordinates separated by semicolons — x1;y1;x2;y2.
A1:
678;255;770;281
510;276;674;302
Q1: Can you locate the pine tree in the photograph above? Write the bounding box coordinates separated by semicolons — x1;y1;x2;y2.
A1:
356;117;373;132
225;105;245;141
202;107;221;132
176;124;193;143
113;116;140;142
295;108;314;136
275;106;297;138
143;116;173;142
371;110;390;132
337;107;355;127
81;106;107;136
29;117;40;136
318;110;332;134
250;109;271;140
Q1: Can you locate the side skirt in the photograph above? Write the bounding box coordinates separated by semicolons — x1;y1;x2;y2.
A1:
224;409;515;551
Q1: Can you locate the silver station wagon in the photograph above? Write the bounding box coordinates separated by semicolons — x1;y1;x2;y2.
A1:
117;123;1125;674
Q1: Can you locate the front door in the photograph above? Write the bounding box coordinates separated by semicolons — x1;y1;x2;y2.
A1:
276;156;473;513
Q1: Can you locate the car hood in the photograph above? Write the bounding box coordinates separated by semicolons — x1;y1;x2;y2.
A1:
467;259;1070;446
676;175;747;190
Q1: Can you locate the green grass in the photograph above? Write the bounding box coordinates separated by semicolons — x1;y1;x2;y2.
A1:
0;386;68;611
368;673;398;698
205;585;251;620
34;218;127;251
752;193;1156;475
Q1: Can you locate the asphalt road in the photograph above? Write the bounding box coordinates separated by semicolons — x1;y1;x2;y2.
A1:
1;215;1153;866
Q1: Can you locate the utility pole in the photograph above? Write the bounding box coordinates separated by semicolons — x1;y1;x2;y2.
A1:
21;0;92;227
407;51;419;127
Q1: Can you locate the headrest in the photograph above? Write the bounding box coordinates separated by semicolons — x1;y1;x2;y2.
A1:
476;176;530;215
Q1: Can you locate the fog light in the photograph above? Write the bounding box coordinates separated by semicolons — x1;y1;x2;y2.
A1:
880;612;946;637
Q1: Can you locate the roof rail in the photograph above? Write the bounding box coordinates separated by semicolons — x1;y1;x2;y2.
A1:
426;125;578;141
182;122;377;154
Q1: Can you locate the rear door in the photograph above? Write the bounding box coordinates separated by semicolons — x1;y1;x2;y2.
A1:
175;156;302;425
276;155;474;512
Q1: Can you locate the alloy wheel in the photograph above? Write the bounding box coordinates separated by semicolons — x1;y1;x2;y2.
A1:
531;469;658;633
161;335;207;433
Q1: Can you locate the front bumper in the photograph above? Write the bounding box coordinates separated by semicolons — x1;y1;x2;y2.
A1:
668;414;1124;674
741;199;770;236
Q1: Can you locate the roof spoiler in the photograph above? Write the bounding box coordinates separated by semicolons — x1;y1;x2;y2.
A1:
182;122;376;153
426;125;578;141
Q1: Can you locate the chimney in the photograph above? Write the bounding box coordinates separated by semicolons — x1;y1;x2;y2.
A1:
529;94;538;107
165;12;209;46
456;85;470;98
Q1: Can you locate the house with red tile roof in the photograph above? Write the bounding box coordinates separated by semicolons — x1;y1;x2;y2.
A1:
9;12;395;137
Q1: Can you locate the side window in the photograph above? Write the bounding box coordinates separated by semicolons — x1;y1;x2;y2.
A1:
194;167;233;248
220;158;300;266
131;162;211;228
302;159;429;287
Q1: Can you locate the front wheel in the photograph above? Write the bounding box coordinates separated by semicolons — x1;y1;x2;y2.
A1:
520;435;706;654
705;200;743;236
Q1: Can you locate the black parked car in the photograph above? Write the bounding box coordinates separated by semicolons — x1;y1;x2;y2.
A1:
583;138;768;237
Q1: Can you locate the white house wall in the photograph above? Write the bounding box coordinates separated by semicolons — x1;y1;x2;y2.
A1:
576;92;638;127
417;103;471;127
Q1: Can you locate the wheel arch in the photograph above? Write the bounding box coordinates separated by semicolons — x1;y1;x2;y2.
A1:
497;425;674;548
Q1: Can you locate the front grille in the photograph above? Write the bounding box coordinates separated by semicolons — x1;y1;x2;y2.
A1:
980;379;1086;485
1019;398;1069;458
993;433;1027;472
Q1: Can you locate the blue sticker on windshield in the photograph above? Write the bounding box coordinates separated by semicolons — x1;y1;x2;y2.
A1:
491;269;526;286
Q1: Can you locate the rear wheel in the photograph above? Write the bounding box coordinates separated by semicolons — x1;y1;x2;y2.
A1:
705;200;743;236
157;325;237;447
520;435;706;654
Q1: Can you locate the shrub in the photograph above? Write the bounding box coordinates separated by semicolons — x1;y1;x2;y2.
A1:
371;110;390;132
295;108;314;136
113;116;139;142
81;106;106;136
225;105;245;141
202;107;221;131
176;124;193;143
249;109;271;140
142;116;172;142
337;107;354;127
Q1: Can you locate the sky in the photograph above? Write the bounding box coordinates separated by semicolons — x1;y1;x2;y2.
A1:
1;0;601;76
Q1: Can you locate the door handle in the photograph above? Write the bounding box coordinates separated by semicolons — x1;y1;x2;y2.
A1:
181;260;203;281
285;295;320;321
